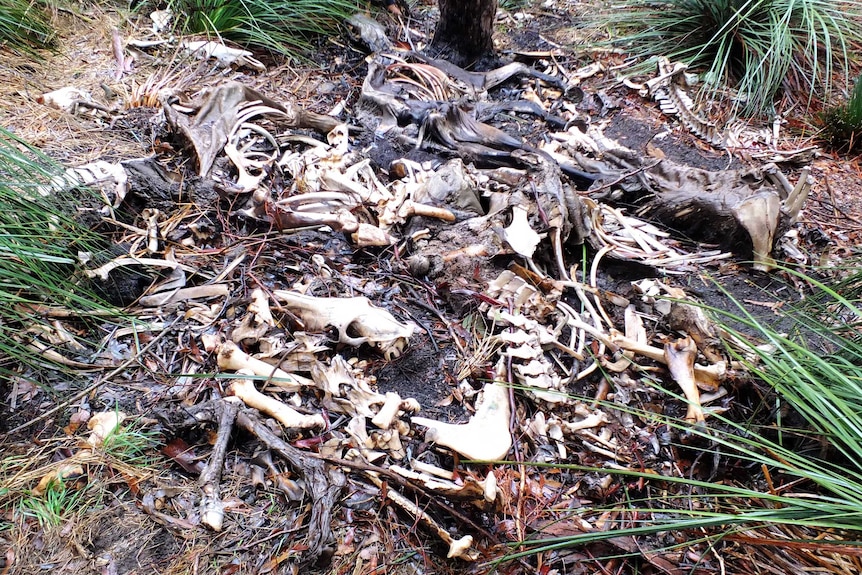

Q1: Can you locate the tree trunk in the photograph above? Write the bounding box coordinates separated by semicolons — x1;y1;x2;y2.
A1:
431;0;497;67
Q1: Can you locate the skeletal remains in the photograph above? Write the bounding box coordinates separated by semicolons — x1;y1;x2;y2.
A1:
137;33;813;566
228;370;326;430
272;290;415;360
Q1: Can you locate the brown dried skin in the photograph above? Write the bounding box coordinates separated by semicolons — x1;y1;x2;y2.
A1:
162;82;339;177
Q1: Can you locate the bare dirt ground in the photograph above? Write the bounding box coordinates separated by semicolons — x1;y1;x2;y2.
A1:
2;1;862;574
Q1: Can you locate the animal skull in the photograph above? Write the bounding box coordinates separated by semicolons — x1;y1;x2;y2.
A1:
272;291;415;359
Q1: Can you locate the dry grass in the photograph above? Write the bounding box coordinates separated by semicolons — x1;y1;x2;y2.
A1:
0;6;342;167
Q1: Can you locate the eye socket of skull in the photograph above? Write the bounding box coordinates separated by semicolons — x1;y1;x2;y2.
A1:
340;318;370;347
345;318;364;339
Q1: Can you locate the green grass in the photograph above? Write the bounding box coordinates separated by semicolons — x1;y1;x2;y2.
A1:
500;266;862;568
0;127;117;380
17;477;93;528
500;0;530;11
0;0;56;56
161;0;360;59
101;419;162;466
820;74;862;151
591;0;862;116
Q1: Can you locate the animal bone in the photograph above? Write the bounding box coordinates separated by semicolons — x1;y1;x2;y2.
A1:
228;370;325;430
412;380;512;461
372;392;420;429
87;411;127;447
610;331;724;388
231;288;275;345
664;336;705;424
272;291;415;360
217;340;311;392
363;471;478;560
312;355;387;417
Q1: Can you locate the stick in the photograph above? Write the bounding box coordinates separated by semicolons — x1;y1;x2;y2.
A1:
199;397;240;531
235;408;345;566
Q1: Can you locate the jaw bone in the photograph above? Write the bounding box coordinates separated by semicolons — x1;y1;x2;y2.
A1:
411;379;512;461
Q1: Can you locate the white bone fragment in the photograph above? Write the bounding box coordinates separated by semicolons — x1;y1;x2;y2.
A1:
548;420;566;459
224;140;271;192
369;429;406;459
501;205;542;258
351;223;396;247
484;471;497;504
231;288;275;344
228;370;325;429
363;471;478;560
371;392;420;429
557;409;606;433
611;332;724;387
412;381;512;461
40;86;94;114
200;333;221;353
272;291;414;360
150;9;172;33
217;340;310;391
664;337;705;424
311;355;394;419
138;284;229;308
624;305;647;344
181;40;265;71
87;411;126;447
447;536;475;559
345;416;371;453
409;459;455;480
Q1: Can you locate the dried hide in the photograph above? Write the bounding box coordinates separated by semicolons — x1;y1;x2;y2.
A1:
632;160;811;271
162;82;340;177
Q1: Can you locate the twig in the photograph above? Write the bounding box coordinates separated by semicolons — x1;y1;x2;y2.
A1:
199;397;240;531
588;159;663;193
235;408;345;566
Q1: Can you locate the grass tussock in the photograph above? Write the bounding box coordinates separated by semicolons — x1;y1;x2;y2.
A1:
0;0;56;55
820;74;862;152
592;0;862;116
161;0;360;59
0;127;115;380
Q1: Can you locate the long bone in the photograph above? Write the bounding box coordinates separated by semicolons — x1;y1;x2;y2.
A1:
664;336;705;424
228;369;325;429
217;340;311;392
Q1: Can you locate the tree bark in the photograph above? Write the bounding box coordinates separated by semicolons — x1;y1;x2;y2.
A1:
431;0;497;67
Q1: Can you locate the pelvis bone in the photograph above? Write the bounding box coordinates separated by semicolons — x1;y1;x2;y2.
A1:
273;291;414;359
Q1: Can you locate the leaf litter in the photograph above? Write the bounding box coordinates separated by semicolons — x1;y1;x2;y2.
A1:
1;2;862;574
